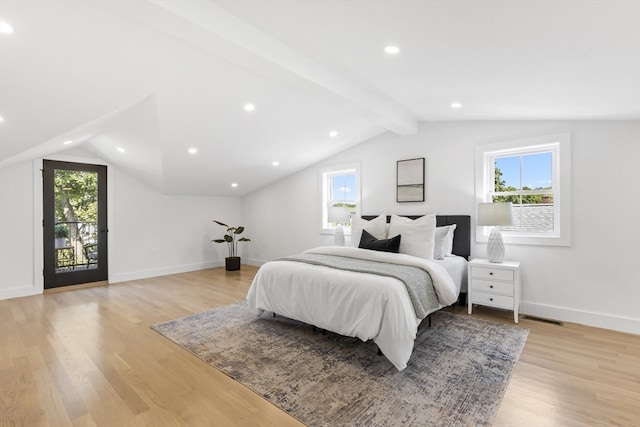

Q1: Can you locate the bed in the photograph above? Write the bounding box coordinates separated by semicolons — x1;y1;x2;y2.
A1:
246;214;470;371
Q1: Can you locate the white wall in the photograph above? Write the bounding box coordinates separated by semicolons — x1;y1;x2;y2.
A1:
0;156;242;299
242;120;640;334
0;161;38;298
110;169;243;283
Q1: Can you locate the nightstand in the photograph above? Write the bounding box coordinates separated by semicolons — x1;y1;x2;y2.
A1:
467;258;521;323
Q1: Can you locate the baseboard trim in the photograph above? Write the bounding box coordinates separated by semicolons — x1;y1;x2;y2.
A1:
110;260;224;283
0;286;42;300
244;258;267;267
521;301;639;335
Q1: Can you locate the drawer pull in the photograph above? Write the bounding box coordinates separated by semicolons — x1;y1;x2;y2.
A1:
489;298;493;301
489;272;493;275
490;285;493;288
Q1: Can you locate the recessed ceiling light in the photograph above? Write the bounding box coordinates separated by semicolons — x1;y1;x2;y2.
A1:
384;45;400;55
272;161;279;166
0;21;14;34
0;116;4;123
63;140;73;145
329;131;338;138
231;182;238;188
244;104;255;112
451;102;462;109
117;147;125;153
188;147;198;154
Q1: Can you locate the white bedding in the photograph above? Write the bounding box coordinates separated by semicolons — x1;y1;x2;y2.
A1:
246;246;459;371
434;255;469;294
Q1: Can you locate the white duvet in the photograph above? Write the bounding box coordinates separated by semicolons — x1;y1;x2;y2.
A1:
246;246;458;370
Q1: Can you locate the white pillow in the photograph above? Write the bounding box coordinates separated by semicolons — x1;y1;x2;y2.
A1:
388;214;436;259
350;215;388;248
444;223;457;257
433;224;457;260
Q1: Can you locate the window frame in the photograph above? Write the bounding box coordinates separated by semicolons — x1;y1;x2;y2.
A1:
319;163;360;235
475;132;571;246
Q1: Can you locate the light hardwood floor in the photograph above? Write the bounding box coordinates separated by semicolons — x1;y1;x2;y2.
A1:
1;266;638;426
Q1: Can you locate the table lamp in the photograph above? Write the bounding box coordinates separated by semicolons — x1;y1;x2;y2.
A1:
477;202;514;263
327;206;350;246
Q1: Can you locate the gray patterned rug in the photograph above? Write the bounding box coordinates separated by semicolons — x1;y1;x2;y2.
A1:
152;302;528;427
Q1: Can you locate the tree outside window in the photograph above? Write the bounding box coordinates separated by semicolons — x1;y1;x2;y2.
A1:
54;169;98;265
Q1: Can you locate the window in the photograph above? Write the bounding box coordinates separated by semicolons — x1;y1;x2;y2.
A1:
475;133;571;246
492;148;555;233
320;164;360;234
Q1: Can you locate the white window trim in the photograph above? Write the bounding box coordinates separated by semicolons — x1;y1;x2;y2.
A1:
475;132;571;246
319;163;360;235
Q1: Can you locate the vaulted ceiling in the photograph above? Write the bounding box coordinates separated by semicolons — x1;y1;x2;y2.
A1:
1;1;638;196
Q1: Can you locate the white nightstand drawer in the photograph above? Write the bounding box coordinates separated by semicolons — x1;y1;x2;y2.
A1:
468;259;520;323
471;266;514;282
471;278;514;295
471;292;514;309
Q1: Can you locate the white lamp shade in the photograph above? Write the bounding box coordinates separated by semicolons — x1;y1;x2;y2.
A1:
477;202;514;226
327;206;350;224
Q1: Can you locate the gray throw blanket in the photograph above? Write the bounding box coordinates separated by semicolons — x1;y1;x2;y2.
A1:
278;253;438;319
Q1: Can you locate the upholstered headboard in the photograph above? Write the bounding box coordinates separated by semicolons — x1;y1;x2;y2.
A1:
360;215;471;260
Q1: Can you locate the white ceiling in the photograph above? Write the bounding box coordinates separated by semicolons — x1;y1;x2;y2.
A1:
1;0;638;196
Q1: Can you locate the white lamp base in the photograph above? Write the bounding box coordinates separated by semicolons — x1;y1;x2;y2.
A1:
334;225;345;246
486;227;506;263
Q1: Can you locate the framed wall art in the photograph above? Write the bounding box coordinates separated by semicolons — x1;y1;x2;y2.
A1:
397;157;425;202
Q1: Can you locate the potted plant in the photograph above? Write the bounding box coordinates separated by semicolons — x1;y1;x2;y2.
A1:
212;220;251;271
54;223;69;248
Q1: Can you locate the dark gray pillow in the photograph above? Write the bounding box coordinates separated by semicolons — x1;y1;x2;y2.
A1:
358;229;401;253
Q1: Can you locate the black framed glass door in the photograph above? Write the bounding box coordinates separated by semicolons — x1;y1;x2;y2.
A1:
43;160;108;289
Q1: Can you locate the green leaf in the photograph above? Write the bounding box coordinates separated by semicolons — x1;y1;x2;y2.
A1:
213;220;228;227
235;226;245;234
223;235;233;242
212;239;226;243
238;237;251;242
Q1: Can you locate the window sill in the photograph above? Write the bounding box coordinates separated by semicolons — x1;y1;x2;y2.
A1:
476;229;571;247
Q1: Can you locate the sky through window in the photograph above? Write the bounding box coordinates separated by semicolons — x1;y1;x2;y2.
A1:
495;152;552;190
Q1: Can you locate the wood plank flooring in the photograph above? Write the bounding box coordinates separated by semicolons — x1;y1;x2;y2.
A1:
1;266;639;426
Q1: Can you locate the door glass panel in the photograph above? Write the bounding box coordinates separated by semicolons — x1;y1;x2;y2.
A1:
54;169;99;273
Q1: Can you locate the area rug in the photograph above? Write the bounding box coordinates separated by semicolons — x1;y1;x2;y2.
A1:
152;303;528;427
